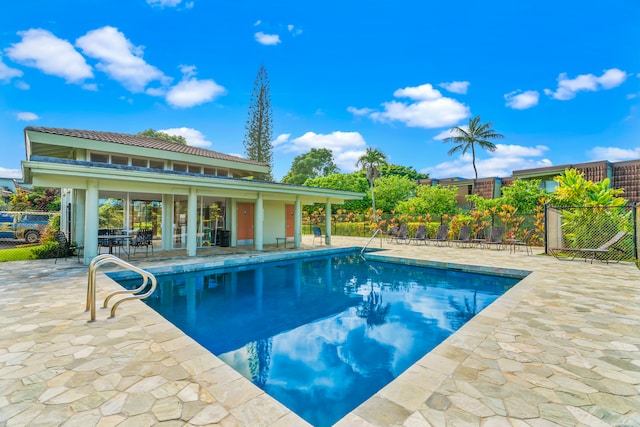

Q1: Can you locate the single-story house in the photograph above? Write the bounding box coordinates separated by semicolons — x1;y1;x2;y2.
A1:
21;127;364;264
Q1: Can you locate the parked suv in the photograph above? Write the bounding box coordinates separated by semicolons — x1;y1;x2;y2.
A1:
0;211;57;244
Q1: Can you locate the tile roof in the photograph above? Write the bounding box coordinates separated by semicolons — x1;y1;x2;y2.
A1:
25;126;267;167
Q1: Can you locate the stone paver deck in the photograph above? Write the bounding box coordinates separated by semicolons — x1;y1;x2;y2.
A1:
1;236;639;426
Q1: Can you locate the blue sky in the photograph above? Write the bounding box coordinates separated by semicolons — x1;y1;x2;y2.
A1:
1;0;638;181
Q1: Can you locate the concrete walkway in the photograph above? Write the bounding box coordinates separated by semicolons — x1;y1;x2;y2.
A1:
1;237;639;426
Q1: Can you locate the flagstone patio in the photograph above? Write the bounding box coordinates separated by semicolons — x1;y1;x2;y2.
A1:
1;236;639;426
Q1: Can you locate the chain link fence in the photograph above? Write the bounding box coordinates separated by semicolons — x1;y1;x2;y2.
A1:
545;204;636;263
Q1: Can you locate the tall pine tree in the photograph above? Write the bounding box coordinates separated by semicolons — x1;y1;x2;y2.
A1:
243;64;274;181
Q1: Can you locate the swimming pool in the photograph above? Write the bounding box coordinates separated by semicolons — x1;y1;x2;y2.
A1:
113;251;523;427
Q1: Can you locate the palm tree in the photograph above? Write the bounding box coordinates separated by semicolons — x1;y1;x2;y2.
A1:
443;116;504;180
356;148;388;222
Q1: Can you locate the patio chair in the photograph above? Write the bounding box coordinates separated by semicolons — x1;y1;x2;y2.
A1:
427;225;449;246
509;229;534;255
548;231;627;264
54;231;69;263
409;225;428;245
391;223;409;244
132;229;153;256
449;225;471;248
385;226;398;243
483;226;504;250
312;226;325;245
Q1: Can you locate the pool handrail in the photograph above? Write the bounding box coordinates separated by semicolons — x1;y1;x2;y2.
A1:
86;254;157;322
361;228;382;257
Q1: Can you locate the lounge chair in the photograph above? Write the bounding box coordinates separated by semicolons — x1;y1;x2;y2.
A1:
428;225;449;246
549;231;627;264
409;225;428;245
449;225;471;247
385;226;398;243
391;224;409;244
483;226;504;250
509;229;534;255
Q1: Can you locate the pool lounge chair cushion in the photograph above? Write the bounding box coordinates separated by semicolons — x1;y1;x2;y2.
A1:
548;231;627;264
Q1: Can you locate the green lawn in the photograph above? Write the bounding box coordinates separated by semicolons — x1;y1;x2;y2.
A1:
0;245;40;262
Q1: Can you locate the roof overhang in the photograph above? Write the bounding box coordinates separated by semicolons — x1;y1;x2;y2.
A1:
22;158;364;205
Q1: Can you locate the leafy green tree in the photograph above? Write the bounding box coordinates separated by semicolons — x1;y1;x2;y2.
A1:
396;184;459;217
380;164;429;181
356;148;388;221
444;116;504;179
500;179;547;213
372;175;417;212
304;173;370;212
243;64;274;181
138;129;187;144
281;148;339;185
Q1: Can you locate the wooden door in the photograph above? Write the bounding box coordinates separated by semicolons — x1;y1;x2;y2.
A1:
237;203;254;244
285;205;294;238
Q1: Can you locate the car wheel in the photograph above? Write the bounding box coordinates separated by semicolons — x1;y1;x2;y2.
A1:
25;231;40;244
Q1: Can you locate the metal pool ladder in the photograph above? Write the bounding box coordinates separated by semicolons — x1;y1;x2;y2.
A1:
86;254;157;322
360;228;381;257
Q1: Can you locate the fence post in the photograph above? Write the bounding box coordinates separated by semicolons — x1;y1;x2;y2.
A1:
633;202;638;263
544;203;548;255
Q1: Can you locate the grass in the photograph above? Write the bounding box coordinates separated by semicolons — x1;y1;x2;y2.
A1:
0;244;40;262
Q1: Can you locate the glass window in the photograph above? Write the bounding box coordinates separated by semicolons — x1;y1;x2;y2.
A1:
173;163;187;172
217;169;228;177
132;158;147;168
203;167;216;176
188;165;202;174
149;160;164;170
91;153;109;163
111;155;128;165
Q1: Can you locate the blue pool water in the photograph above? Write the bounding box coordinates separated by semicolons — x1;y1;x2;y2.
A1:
114;253;521;427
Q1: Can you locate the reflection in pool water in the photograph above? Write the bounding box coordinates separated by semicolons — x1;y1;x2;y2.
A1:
116;254;520;427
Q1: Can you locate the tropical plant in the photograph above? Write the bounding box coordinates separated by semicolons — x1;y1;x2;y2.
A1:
356;148;388;221
243;64;274;181
443;116;504;179
371;175;416;213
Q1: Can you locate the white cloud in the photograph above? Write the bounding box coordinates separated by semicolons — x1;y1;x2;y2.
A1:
16;112;39;121
504;90;539;110
6;28;93;83
0;167;22;179
276;131;368;172
364;83;470;129
587;146;640;162
439;81;470;95
76;26;168;93
424;144;551;179
254;20;262;26
347;106;375;116
544;68;627;101
15;81;29;90
432;126;469;141
165;66;226;108
272;134;291;146
0;55;23;81
147;0;182;6
287;24;303;36
254;32;281;45
159;127;212;148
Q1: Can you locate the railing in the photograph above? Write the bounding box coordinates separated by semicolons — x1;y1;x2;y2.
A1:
86;254;157;322
360;228;381;257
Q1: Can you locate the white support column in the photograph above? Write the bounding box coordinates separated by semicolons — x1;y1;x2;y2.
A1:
325;199;332;245
294;196;302;248
254;194;264;250
124;193;131;231
74;189;85;248
187;187;197;256
162;194;173;250
83;179;99;264
230;199;237;247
